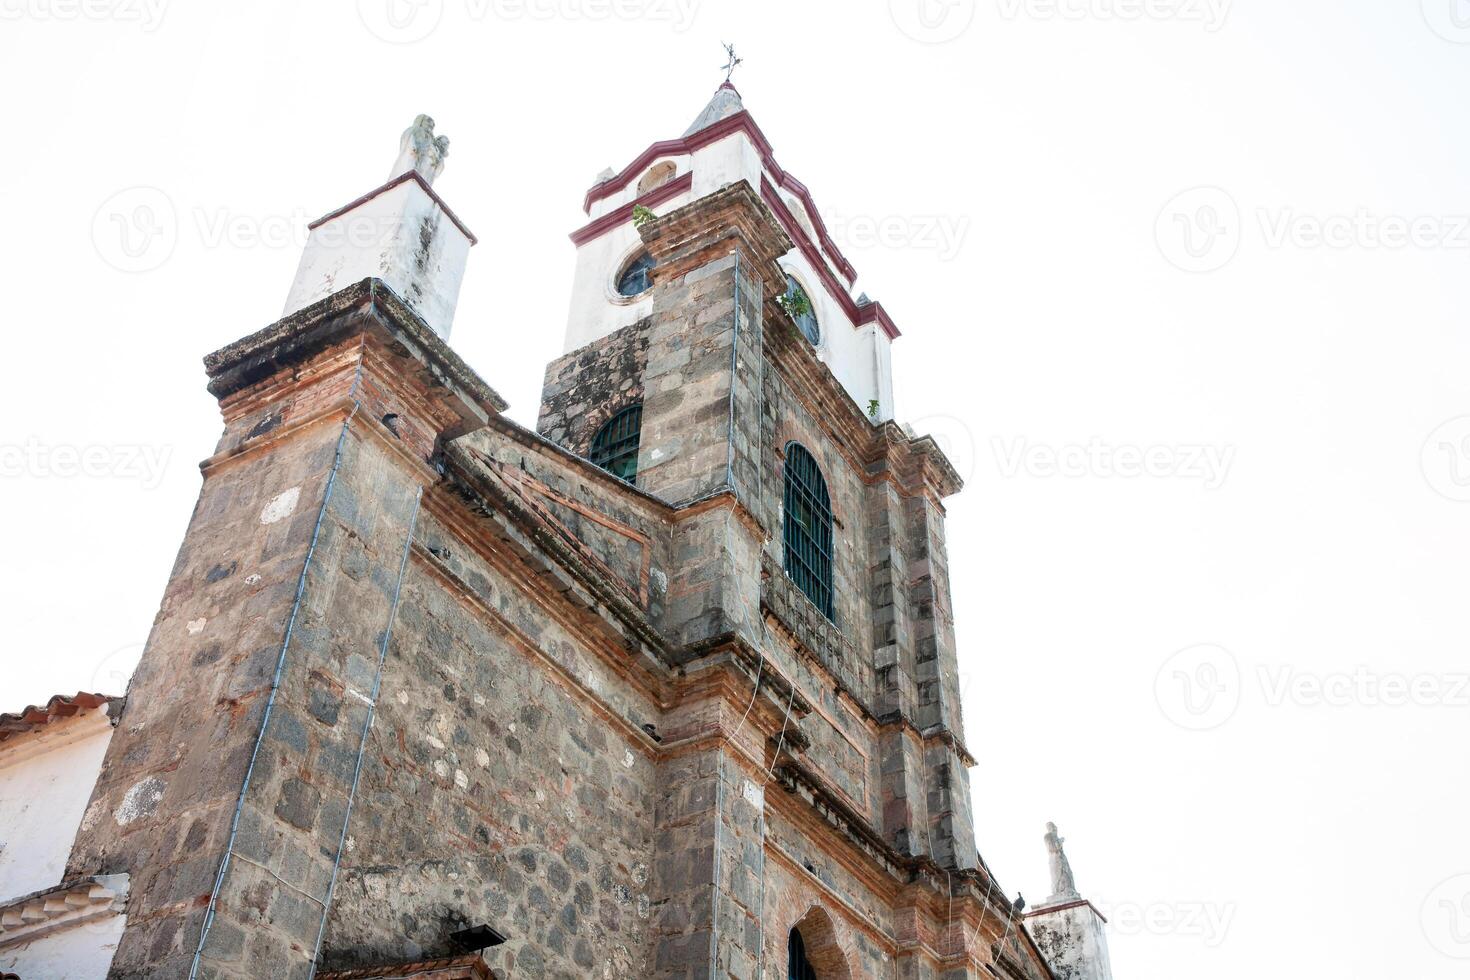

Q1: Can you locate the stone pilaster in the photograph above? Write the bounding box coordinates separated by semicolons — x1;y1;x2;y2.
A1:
64;281;500;979
633;182;790;651
634;180;790;511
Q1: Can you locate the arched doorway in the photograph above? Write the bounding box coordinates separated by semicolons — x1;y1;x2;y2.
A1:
786;907;853;979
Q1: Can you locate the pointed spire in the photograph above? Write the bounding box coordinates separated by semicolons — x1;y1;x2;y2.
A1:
683;82;745;137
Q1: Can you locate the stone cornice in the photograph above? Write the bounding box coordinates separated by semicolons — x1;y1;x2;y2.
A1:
637;179;793;301
203;278;507;426
0;874;128;948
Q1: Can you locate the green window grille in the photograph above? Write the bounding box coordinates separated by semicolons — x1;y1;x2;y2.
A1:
788;929;817;980
782;442;834;619
589;404;643;484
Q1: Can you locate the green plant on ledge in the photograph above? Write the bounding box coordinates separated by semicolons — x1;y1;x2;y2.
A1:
867;399;880;420
631;205;656;228
777;288;813;321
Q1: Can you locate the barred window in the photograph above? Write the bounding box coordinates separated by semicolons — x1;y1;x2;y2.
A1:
616;251;656;297
782;442;834;620
788;928;817;980
590;405;642;484
784;274;820;346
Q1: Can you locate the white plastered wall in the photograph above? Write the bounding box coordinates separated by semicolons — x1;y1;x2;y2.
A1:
0;709;114;903
0;911;126;979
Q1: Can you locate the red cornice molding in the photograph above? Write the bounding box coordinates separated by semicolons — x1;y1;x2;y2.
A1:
568;171;693;246
761;177;902;341
581;109;859;286
307;169;478;245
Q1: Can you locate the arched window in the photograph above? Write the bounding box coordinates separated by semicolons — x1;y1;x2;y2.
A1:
590;404;643;484
784;274;820;346
783;442;833;619
788;928;818;980
616;251;656;298
637;160;677;194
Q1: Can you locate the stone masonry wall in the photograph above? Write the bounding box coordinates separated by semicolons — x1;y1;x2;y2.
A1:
536;317;651;458
317;494;663;978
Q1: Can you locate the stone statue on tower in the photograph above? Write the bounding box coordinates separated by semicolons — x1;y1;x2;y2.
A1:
1045;821;1080;901
389;114;449;185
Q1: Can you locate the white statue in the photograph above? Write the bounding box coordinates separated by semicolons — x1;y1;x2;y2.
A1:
1045;821;1080;900
389;114;449;185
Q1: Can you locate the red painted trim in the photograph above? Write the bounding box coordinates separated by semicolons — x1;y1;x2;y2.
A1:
568;171;693;246
582;109;858;286
761;178;901;341
307;169;478;245
856;298;902;341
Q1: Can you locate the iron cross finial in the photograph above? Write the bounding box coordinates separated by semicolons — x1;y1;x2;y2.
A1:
720;42;743;83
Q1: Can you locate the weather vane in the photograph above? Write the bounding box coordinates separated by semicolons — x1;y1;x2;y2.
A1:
720;42;743;83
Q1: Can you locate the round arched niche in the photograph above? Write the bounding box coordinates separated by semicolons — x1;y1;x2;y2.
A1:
637;160;677;195
788;905;855;979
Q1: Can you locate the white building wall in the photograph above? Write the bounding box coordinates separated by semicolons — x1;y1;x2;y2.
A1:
0;910;126;979
0;709;113;903
1026;901;1115;980
283;176;473;340
563;184;693;352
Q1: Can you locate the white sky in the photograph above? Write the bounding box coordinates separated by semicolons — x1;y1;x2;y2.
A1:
3;2;1468;978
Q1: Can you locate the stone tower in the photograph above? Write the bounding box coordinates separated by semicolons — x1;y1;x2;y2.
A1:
59;90;1058;980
